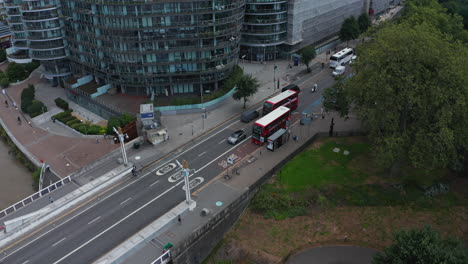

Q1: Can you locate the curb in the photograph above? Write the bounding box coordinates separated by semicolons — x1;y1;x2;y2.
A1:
0;164;133;251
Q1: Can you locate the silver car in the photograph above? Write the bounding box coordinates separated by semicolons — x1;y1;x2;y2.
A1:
227;130;247;145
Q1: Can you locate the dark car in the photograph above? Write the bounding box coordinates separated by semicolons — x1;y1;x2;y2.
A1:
227;130;247;145
281;84;300;93
240;109;259;123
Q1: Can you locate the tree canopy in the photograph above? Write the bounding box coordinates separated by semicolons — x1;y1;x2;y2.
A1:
343;19;467;173
299;46;316;72
339;16;360;45
358;13;372;33
373;226;468;264
322;78;349;117
232;74;259;109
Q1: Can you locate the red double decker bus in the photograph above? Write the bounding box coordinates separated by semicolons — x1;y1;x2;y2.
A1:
262;90;298;116
252;106;290;145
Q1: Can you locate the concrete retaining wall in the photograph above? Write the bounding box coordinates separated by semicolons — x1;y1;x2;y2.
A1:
171;130;365;263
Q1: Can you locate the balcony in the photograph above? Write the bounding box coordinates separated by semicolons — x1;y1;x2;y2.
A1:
7;50;33;63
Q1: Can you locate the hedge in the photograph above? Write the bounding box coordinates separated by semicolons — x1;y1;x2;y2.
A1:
66;119;80;126
27;100;47;117
54;98;69;111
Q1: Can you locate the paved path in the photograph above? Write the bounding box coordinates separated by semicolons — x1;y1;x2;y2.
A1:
285;246;379;264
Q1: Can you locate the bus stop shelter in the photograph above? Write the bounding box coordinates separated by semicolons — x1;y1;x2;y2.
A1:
267;128;287;151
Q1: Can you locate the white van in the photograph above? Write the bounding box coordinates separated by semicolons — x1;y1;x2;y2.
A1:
332;65;346;77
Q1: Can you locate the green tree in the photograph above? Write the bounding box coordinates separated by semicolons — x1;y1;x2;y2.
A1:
404;0;468;42
106;117;121;134
6;62;28;83
298;46;316;73
0;78;9;88
373;226;468;264
358;13;372;33
344;21;468;175
323;79;349;117
232;74;259;109
27;100;47;117
0;49;6;62
339;16;360;46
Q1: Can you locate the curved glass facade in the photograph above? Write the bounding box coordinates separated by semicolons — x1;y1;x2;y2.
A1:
4;0;70;79
240;0;287;62
62;0;244;96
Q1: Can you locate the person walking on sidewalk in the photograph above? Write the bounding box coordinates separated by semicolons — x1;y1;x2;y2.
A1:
321;107;325;119
312;83;318;93
177;215;181;224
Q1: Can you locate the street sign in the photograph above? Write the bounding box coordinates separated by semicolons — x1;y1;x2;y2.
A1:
227;157;234;165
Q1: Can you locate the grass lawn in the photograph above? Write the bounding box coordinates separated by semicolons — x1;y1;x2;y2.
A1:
279;140;370;192
205;137;468;264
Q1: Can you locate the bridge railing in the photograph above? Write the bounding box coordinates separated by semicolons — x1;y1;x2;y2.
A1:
0;176;71;220
151;250;171;264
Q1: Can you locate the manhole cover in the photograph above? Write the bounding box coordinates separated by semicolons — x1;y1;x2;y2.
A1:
216;201;223;207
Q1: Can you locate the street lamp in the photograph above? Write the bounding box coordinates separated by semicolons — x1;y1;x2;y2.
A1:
113;127;129;166
241;55;246;71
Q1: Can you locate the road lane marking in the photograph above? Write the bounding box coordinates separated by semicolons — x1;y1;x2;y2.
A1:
149;180;159;187
196;136;251;173
52;237;66;247
198;151;206;157
53;181;181;264
21;260;30;264
120;197;131;205
218;139;225;144
87;216;101;225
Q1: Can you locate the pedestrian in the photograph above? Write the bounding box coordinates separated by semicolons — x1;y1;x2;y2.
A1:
321;62;325;69
4;100;8;107
13;101;17;109
321;107;324;119
177;215;181;224
49;196;54;203
313;83;318;92
17;116;21;124
95;137;99;144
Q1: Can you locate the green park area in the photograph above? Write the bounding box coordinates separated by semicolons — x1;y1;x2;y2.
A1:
205;137;467;263
252;137;466;220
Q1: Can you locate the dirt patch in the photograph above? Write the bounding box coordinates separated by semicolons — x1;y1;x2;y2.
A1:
208;206;468;263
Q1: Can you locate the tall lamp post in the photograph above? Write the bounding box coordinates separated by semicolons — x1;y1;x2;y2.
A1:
113;127;129;166
241;55;246;71
176;159;193;210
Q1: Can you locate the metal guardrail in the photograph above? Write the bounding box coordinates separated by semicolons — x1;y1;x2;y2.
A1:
151;250;171;264
0;176;72;220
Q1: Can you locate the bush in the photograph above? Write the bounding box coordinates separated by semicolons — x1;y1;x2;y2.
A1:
87;125;102;135
106;117;121;134
53;110;72;120
0;49;6;62
24;60;40;74
61;115;76;123
71;123;82;130
21;84;35;113
7;62;28;83
119;114;135;127
54;98;69;111
66;118;80;126
0;78;9;88
27;100;47;117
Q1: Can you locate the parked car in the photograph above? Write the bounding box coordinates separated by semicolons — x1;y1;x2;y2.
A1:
332;65;346;77
240;109;259;123
227;130;247;145
281;84;300;93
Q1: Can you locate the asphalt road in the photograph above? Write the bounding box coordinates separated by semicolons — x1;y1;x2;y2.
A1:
0;68;338;264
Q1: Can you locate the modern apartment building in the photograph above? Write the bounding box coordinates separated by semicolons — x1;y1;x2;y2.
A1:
240;0;288;62
4;0;401;97
4;0;70;82
61;0;244;96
